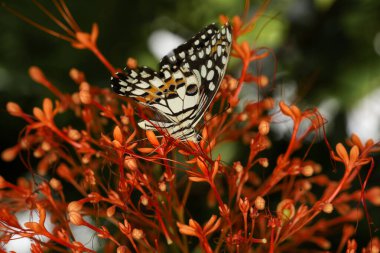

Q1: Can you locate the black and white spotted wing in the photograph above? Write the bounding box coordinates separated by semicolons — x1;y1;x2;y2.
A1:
110;23;232;142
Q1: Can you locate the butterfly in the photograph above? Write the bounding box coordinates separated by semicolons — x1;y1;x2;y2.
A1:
110;23;232;142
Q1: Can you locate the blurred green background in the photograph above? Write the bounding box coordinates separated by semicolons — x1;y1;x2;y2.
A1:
1;0;380;250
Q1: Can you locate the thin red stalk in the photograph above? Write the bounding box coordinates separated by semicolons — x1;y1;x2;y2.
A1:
243;213;248;239
210;182;232;228
326;172;350;203
283;120;300;162
52;0;80;32
49;125;82;149
2;4;75;43
89;46;117;74
233;59;249;101
269;224;275;253
58;0;81;31
155;208;173;245
201;236;213;253
31;0;75;37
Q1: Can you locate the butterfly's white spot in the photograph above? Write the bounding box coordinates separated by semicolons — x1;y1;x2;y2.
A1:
201;34;206;39
131;88;147;96
150;77;163;88
130;71;138;78
190;55;197;61
179;52;185;58
136;81;150;89
170;56;176;62
207;29;213;34
206;46;211;55
194;40;200;45
183;62;190;69
140;71;151;78
212;38;216;45
120;86;132;94
217;45;222;56
173;71;183;80
215;65;222;74
201;65;207;78
188;47;194;55
130;78;139;84
207;59;213;68
222;56;227;64
226;29;232;42
206;70;214;81
209;82;215;91
163;70;171;79
119;80;132;91
198;50;204;58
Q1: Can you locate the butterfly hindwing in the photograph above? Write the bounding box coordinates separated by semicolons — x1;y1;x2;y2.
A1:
110;23;232;141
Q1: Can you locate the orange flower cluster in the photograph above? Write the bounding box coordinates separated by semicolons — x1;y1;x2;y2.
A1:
1;1;380;252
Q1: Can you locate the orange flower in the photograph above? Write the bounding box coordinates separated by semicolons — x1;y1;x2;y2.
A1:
177;215;221;239
33;98;60;125
332;143;370;172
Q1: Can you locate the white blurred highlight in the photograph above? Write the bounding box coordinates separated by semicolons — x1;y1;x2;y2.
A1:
347;88;380;141
5;211;53;252
5;212;100;252
148;29;185;60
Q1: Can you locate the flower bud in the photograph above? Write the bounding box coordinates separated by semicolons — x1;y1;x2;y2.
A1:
258;120;270;135
132;229;144;240
323;203;333;214
6;102;23;117
254;196;265;210
49;178;62;191
301;165;314;177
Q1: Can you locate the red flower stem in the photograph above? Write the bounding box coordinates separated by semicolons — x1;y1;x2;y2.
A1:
39;78;66;101
326;171;350;203
257;120;301;197
201;237;213;253
233;59;250;101
91;100;120;124
20;113;35;124
48;124;82;149
155;208;173;244
256;163;287;197
243;213;248;239
89;45;117;74
82;220;120;246
127;234;140;253
269;224;275;253
210;182;232;227
44;231;95;252
283;120;300;162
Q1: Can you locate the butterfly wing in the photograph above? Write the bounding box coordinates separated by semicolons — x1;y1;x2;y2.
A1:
110;23;232;141
159;23;232;127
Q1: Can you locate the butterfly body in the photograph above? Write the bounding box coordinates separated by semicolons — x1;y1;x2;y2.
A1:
111;23;232;142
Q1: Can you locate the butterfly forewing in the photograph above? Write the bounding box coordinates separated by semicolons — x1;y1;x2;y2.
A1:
111;23;232;142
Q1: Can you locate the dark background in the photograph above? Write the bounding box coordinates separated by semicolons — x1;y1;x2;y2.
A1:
1;0;380;250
